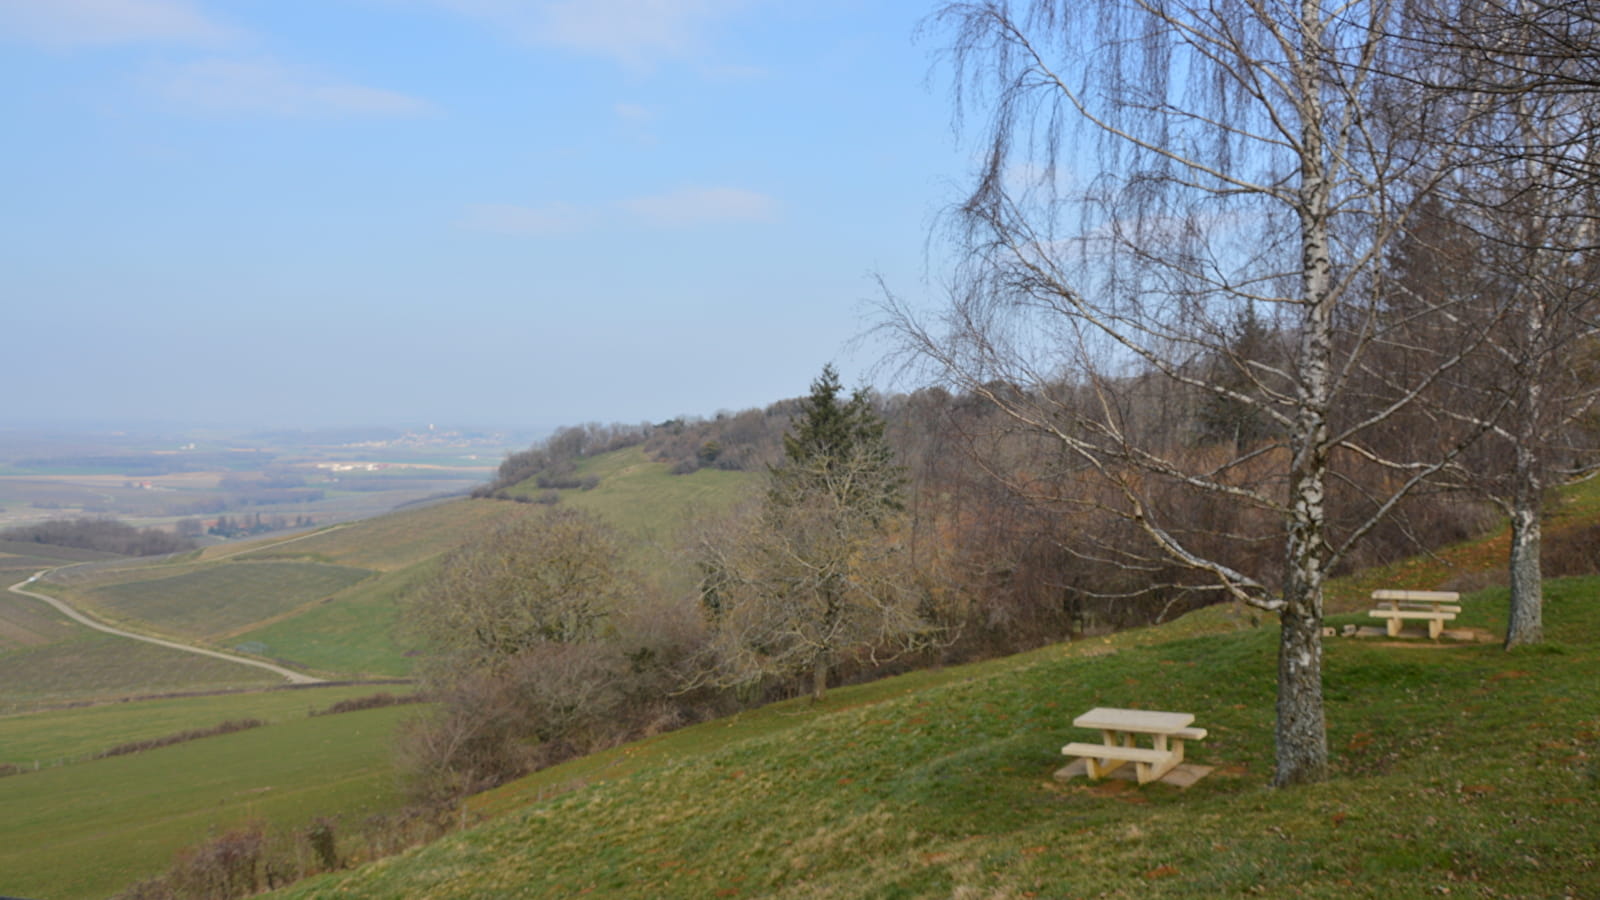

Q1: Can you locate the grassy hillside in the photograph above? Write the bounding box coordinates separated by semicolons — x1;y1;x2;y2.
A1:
0;587;80;651
275;581;1599;899
538;446;756;542
231;499;528;571
511;446;757;595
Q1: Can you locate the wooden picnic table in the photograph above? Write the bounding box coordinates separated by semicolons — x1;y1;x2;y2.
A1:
1061;707;1206;784
1368;589;1461;639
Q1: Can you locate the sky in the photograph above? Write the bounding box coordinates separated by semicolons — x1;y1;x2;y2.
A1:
1;0;969;430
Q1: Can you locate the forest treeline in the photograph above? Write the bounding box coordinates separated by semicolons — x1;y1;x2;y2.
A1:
477;358;1520;649
1;518;198;557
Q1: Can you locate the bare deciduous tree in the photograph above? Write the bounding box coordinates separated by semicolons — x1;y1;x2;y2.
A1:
696;367;937;701
893;0;1500;785
408;506;637;670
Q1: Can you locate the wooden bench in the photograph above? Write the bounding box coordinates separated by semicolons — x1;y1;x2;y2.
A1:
1062;708;1206;784
1368;589;1460;639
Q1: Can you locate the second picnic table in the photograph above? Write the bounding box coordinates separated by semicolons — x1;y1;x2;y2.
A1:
1368;589;1461;639
1062;707;1206;785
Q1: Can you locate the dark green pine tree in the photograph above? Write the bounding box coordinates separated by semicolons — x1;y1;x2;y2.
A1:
768;364;904;521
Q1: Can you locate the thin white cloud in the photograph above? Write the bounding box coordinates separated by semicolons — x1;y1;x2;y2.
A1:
459;187;775;237
150;58;434;117
614;102;654;123
623;186;776;227
458;202;592;236
613;101;660;146
414;0;746;67
0;0;232;46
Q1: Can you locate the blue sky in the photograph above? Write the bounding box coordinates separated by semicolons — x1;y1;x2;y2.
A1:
1;0;965;430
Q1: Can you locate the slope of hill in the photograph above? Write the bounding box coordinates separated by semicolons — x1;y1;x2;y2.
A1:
274;580;1599;899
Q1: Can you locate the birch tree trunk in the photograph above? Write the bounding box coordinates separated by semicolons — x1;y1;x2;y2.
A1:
1277;63;1335;782
1505;368;1545;647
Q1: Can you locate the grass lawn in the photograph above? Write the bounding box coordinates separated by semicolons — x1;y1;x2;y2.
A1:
275;580;1600;899
0;702;420;900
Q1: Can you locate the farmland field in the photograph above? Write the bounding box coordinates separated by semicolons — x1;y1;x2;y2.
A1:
233;498;532;571
0;682;414;767
0;589;81;651
0;631;282;714
78;560;374;641
229;561;436;677
0;700;420;900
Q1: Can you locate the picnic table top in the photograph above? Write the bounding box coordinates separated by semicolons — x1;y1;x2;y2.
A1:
1073;707;1194;733
1372;589;1459;603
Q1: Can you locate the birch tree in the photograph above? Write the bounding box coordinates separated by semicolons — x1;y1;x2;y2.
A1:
1392;0;1600;647
893;0;1497;785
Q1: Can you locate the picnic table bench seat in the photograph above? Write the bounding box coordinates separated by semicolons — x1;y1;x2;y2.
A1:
1061;742;1174;766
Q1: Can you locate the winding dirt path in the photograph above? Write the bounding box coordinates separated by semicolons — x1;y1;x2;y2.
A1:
7;571;323;685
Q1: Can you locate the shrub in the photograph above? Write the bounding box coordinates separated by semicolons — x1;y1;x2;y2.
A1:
112;805;460;900
166;824;268;900
399;589;724;803
93;719;266;760
1543;520;1600;577
303;818;340;872
309;692;423;717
